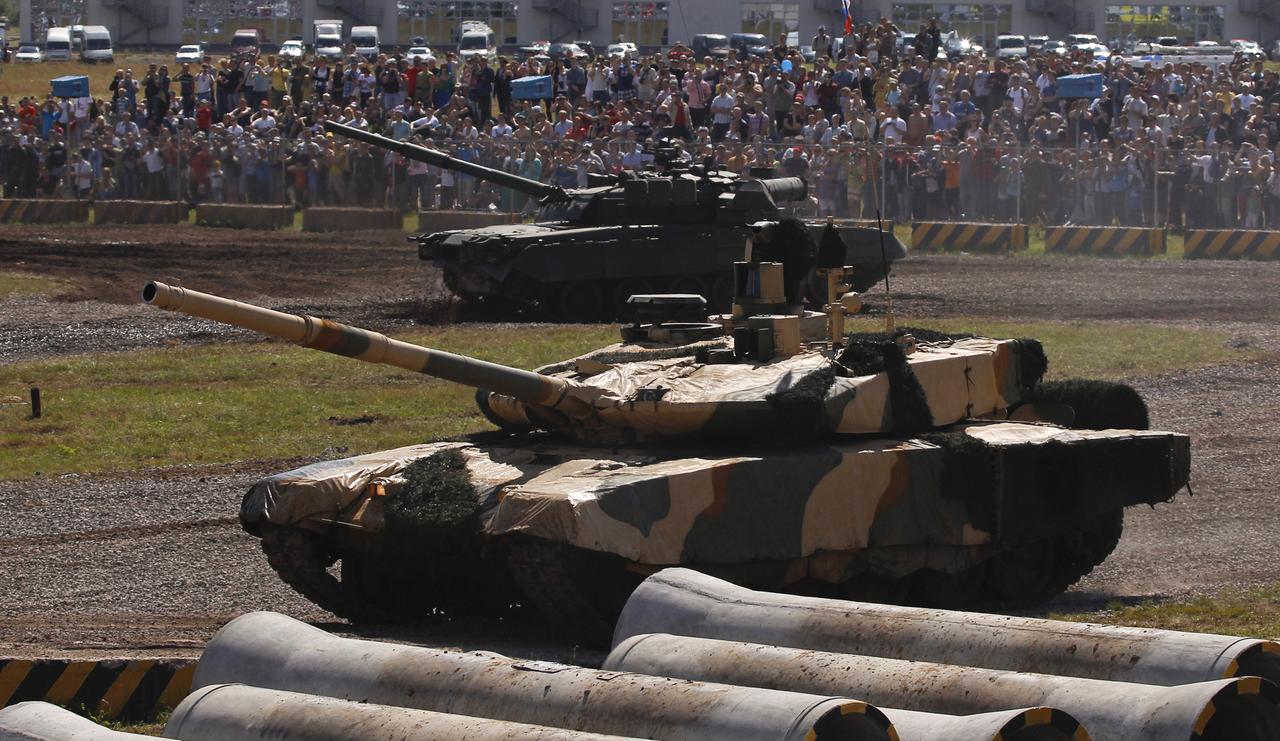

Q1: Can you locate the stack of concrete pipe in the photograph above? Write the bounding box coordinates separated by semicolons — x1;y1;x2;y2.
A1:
3;566;1278;740
608;568;1280;741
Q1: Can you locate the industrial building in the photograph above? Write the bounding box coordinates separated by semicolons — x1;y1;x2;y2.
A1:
15;0;1280;54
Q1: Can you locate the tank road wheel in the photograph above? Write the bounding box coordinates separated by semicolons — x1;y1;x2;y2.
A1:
909;564;987;609
259;525;377;623
984;540;1058;605
611;279;654;319
984;509;1125;606
1047;508;1125;595
503;536;641;647
556;282;605;322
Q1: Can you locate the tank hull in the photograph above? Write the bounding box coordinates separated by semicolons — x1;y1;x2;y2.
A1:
419;223;905;319
242;419;1188;639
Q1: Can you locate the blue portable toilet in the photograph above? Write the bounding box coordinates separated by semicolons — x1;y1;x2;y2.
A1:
51;75;91;98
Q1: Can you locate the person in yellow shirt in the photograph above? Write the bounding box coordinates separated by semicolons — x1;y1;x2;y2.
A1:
271;59;290;109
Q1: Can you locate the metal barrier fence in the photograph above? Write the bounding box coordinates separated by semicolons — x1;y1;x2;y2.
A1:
9;134;1279;233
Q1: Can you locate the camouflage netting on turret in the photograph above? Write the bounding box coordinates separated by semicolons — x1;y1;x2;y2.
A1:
384;450;480;549
1023;379;1148;431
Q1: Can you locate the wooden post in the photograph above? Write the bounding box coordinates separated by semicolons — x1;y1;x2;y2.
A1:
30;387;41;418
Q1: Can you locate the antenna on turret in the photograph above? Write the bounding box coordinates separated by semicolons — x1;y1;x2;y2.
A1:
875;210;895;334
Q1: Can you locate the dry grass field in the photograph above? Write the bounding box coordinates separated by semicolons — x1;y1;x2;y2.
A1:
2;52;184;101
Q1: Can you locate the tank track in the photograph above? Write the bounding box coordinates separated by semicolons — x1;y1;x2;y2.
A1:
260;525;379;622
899;508;1126;609
503;535;639;647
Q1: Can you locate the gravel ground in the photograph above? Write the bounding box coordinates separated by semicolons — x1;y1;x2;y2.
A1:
2;226;1278;658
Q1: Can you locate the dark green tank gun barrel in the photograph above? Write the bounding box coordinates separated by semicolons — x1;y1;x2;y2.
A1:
323;121;567;202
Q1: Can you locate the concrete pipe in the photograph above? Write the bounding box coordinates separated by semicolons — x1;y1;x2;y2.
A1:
0;701;160;741
192;612;897;741
607;633;1280;741
164;684;645;740
879;707;1087;741
613;569;1280;687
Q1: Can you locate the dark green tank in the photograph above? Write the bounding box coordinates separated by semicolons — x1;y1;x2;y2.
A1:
326;121;907;320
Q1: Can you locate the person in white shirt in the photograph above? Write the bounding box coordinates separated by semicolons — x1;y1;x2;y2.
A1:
621;143;649;170
552;110;574;139
72;155;94;199
490;119;513;138
879;107;906;143
710;85;735;141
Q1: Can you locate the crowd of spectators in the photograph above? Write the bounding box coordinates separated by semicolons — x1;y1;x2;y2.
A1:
3;21;1280;230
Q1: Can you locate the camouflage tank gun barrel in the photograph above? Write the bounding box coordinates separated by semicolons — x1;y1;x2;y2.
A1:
141;281;590;416
322;120;567;202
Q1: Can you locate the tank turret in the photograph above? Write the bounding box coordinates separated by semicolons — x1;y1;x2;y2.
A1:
322;121;907;320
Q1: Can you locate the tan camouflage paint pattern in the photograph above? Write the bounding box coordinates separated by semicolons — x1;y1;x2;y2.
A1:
482;337;1031;438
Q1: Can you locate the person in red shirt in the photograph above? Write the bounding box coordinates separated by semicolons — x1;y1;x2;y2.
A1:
18;98;39;134
195;100;213;131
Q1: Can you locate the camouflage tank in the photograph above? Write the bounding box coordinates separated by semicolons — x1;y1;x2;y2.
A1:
142;222;1189;643
325;121;907;320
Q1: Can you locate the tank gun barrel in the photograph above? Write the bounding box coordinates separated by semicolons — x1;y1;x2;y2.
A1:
141;281;588;414
323;121;566;201
752;177;809;204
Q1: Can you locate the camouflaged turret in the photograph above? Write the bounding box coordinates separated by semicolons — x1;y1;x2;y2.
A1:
325;121;908;320
142;221;1189;643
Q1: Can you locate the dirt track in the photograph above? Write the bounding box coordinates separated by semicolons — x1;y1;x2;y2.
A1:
1;223;1278;659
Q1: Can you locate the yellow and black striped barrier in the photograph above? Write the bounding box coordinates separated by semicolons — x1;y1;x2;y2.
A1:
911;222;1028;254
93;200;188;225
1183;230;1280;260
0;658;195;721
0;199;90;224
1045;227;1167;257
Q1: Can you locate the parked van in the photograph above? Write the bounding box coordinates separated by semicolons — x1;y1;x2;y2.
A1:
80;25;113;62
457;21;496;62
349;25;380;60
44;27;72;61
231;28;262;60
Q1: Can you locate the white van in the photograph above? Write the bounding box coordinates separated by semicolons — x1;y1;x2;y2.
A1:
350;25;380;60
81;25;113;62
457;21;496;62
44;27;72;61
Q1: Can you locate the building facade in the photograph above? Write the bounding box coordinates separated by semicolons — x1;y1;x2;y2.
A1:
17;0;1280;50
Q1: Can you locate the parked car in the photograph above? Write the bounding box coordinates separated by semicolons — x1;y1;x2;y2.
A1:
607;41;637;58
573;40;596;58
1028;34;1049;50
1074;42;1111;61
691;33;730;59
175;43;204;64
14;44;43;62
547;42;589;61
943;32;984;60
406;45;433;63
1040;39;1067;55
995;33;1028;59
278;39;305;61
729;32;769;59
1232;39;1265;61
1067;33;1100;47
